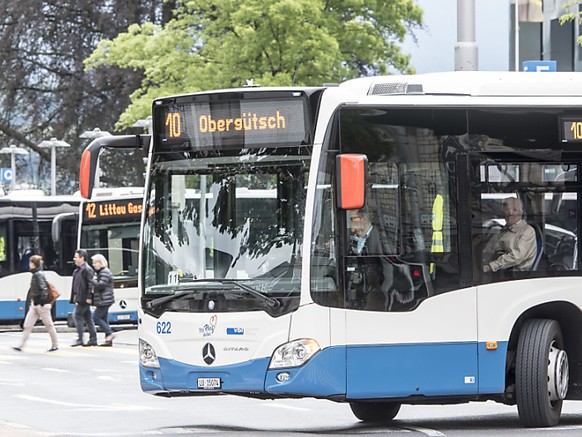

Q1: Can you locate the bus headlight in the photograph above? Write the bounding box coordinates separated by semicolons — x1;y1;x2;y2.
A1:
139;339;160;368
269;338;320;369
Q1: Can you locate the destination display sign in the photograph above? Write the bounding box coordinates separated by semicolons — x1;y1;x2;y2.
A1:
155;94;309;149
561;117;582;143
83;199;143;223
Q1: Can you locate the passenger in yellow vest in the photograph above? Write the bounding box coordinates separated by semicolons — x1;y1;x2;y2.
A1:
0;235;6;262
482;197;537;273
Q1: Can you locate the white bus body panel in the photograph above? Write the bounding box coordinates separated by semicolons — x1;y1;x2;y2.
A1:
141;311;292;367
477;277;582;341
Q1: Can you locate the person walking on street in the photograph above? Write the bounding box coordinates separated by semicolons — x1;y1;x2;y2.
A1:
70;249;97;347
12;255;58;352
90;254;115;347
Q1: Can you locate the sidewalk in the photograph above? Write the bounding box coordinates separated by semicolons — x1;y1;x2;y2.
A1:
29;322;139;346
111;326;138;346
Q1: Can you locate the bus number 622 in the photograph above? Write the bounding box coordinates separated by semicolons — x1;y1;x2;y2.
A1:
156;321;172;334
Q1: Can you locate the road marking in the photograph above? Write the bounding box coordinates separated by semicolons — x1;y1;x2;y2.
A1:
97;375;119;381
16;394;159;411
0;420;32;430
402;426;445;436
530;425;582;431
264;403;312;411
41;367;70;373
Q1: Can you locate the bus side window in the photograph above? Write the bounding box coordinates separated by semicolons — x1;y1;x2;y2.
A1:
0;226;7;276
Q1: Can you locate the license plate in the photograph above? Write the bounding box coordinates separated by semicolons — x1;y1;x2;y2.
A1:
117;314;131;320
197;377;221;389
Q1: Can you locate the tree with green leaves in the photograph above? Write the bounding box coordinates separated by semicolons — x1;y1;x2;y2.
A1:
0;0;176;193
560;0;582;46
86;0;423;129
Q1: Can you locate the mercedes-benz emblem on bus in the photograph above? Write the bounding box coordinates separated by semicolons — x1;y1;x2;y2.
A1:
119;300;127;309
202;343;216;365
208;300;215;310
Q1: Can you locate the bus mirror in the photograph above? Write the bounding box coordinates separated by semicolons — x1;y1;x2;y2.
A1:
79;149;95;199
79;134;151;199
336;154;368;210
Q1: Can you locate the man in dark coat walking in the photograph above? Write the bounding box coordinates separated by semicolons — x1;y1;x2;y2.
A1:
70;249;97;346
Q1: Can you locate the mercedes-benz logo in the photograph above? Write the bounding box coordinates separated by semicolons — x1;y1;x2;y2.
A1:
119;300;127;309
208;300;215;310
202;343;216;365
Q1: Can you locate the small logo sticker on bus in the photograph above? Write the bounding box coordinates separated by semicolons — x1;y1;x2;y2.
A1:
200;315;217;337
226;328;244;335
464;376;476;384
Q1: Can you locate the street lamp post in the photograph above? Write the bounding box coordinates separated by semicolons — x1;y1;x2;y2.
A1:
0;145;29;192
79;127;112;140
38;138;71;196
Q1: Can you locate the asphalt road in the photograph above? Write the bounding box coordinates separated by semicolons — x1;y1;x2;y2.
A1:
2;325;582;436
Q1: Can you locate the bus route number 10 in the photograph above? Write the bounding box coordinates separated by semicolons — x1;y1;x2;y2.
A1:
165;112;182;138
568;120;582;141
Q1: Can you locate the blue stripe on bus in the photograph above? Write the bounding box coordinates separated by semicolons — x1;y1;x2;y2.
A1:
477;341;508;394
346;342;480;398
345;341;507;398
0;300;24;321
140;357;271;393
54;300;76;321
265;346;346;396
140;341;508;398
0;299;75;321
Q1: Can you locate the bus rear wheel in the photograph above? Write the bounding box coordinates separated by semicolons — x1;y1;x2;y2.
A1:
516;319;569;427
349;401;401;423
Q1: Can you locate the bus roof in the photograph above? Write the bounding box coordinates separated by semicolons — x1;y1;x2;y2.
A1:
340;71;582;98
153;86;326;103
73;187;144;201
1;189;80;203
90;187;144;198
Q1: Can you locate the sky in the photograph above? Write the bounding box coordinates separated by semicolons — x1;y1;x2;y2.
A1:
401;0;510;73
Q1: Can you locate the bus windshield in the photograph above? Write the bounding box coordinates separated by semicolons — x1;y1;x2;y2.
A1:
142;148;309;316
81;222;140;279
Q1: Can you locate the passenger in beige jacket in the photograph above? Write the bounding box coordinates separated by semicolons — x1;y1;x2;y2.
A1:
483;197;537;273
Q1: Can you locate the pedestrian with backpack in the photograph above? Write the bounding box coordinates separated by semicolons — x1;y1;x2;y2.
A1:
12;255;58;352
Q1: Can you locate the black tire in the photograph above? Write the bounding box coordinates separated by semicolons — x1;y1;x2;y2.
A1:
349;401;401;423
516;319;569;427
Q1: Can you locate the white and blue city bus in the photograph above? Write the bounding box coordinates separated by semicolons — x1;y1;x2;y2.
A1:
81;72;582;427
0;190;79;324
77;187;143;325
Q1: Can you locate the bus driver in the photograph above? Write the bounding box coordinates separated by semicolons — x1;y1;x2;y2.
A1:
482;197;537;273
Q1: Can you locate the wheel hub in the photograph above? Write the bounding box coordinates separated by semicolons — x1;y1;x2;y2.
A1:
548;341;569;402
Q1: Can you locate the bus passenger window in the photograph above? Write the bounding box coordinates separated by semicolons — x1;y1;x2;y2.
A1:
0;225;7;276
345;207;414;311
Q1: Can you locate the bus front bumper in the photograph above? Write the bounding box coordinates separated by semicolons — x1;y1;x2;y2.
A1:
139;346;346;399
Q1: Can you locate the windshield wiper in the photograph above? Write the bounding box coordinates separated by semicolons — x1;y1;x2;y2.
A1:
220;279;281;309
145;279;280;310
146;289;205;309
